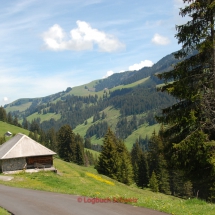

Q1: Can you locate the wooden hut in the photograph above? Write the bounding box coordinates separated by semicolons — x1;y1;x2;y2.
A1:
0;133;56;172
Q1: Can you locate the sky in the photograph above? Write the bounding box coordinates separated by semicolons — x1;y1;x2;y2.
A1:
0;0;187;106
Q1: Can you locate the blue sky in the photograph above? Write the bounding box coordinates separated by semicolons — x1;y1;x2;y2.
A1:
0;0;187;106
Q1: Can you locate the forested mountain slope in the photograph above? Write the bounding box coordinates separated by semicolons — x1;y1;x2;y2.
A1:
4;50;185;147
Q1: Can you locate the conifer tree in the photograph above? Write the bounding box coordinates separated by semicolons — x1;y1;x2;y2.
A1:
39;130;46;146
137;152;149;188
96;128;133;185
148;131;170;194
74;133;84;165
13;115;19;127
131;141;149;188
149;171;159;192
156;0;215;141
157;154;171;195
84;137;92;149
45;128;58;152
96;128;118;178
155;0;215;200
131;141;143;182
116;140;133;185
33;131;39;142
28;131;34;139
148;131;162;176
75;141;84;165
57;124;76;162
7;112;13;124
0;107;7;122
156;0;215;134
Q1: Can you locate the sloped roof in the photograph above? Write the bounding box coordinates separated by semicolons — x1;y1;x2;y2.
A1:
0;133;56;160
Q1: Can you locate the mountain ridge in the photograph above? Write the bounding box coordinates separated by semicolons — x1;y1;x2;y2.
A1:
4;50;187;148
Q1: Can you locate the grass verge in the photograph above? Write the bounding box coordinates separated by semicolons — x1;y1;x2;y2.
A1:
0;207;10;215
0;158;214;215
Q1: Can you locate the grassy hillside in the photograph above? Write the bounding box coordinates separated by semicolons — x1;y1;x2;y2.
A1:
74;106;121;143
125;123;160;150
0;121;29;137
0;158;214;215
5;101;32;113
84;148;100;157
65;80;102;97
73;105;159;150
26;112;61;123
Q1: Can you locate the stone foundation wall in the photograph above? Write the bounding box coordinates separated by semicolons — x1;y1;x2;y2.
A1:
2;158;26;172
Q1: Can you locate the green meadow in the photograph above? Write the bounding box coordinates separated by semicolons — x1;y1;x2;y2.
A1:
26;112;61;123
0;121;29;137
0;158;214;215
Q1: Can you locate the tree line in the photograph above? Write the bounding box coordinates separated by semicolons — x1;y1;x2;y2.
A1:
95;127;193;198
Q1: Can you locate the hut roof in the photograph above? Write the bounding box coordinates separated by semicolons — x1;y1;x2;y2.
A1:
0;133;56;160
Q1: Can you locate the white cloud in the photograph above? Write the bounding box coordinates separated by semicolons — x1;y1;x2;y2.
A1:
129;60;153;71
42;21;125;52
103;60;153;78
103;70;114;78
3;97;8;102
151;33;170;45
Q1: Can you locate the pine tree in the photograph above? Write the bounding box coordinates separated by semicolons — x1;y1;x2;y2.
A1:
155;0;215;140
96;128;133;185
157;154;171;195
84;137;92;149
33;131;39;141
39;130;46;146
148;131;170;194
159;0;215;129
75;141;84;165
147;131;162;176
131;141;149;188
22;117;29;130
7;112;13;124
137;152;149;188
96;128;118;178
116;140;133;185
131;141;143;183
156;1;215;140
149;171;159;192
28;131;34;139
0;107;7;122
13;116;19;126
57;124;76;162
46;128;57;152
